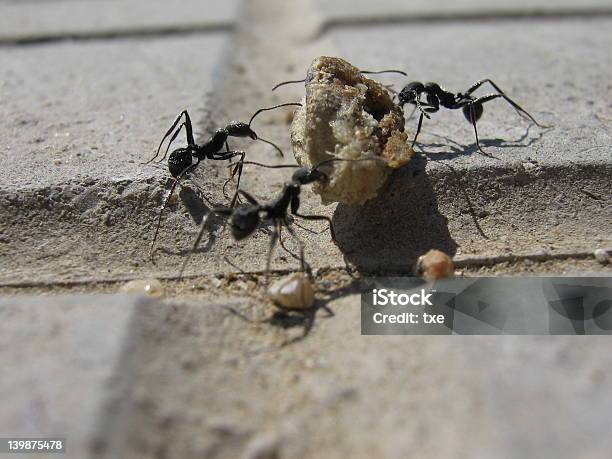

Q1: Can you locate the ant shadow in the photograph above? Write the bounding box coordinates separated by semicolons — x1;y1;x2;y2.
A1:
219;276;361;346
416;123;549;159
332;155;458;273
155;180;224;257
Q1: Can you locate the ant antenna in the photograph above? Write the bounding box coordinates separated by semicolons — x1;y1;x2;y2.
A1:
360;69;407;76
228;161;299;170
248;102;302;126
271;69;407;91
247;102;301;157
256;137;285;157
272;79;307;91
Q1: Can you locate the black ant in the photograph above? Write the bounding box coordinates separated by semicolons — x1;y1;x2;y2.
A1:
271;69;407;91
179;158;381;276
145;102;301;261
397;79;549;156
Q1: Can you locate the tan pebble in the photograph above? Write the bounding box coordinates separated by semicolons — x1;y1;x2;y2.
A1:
53;159;62;165
268;273;314;309
416;250;454;280
594;248;610;265
166;192;179;206
120;278;163;296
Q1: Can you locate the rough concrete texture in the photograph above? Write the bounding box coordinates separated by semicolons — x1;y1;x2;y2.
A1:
0;294;145;459
1;0;612;458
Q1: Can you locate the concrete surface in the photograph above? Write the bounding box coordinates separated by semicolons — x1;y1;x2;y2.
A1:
0;294;145;459
316;0;612;32
0;1;239;44
1;0;611;458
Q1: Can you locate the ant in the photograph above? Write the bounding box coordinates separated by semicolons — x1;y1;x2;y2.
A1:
272;69;407;91
397;79;549;156
179;158;381;276
145;102;301;261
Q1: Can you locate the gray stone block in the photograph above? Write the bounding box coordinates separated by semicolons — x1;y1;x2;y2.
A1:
0;0;239;43
0;34;229;189
315;0;612;26
326;19;612;169
0;294;150;459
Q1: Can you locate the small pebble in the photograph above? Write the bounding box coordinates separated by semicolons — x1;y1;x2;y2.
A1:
268;273;314;309
53;159;62;165
594;249;610;265
166;192;179;206
242;433;280;459
120;278;164;296
416;249;454;280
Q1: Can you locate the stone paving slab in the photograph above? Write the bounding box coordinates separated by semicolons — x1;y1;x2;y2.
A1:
0;0;239;43
0;34;229;190
0;294;148;459
1;3;610;284
315;0;612;26
89;292;612;458
326;18;612;169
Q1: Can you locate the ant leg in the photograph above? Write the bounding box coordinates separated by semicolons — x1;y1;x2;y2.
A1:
222;162;240;201
265;223;280;275
145;110;194;164
179;206;233;277
465;79;548;127
293;209;352;274
159;123;185;162
293;212;337;244
213;150;245;204
236;189;259;205
284;223;309;274
229;152;246;207
278;221;304;263
149;161;199;262
290;192;336;243
411;112;425;148
225;141;237;165
465;102;496;158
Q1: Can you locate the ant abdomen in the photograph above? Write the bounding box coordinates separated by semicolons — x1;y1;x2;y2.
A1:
168;148;193;177
462;102;484;124
229;206;261;240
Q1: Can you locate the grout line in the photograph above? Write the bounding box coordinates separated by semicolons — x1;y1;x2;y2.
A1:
0;251;602;290
0;22;234;47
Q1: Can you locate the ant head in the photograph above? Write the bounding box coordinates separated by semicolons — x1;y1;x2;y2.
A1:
225;122;258;140
168;148;193;177
398;82;424;106
229;205;261;240
462;103;484;124
292;167;326;185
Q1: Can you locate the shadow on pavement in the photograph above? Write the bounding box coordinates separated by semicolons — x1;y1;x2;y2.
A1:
332;155;458;273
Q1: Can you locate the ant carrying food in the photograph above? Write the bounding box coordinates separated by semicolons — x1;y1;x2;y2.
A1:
146;102;301;261
179;157;381;276
397;79;549;156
